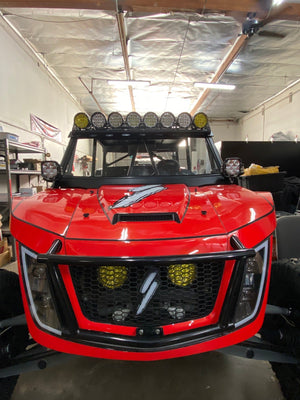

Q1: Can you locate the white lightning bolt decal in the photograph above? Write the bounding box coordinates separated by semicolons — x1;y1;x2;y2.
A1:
110;185;166;209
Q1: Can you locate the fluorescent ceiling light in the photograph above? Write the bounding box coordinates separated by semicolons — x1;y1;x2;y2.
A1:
107;80;150;88
194;82;236;90
272;0;284;5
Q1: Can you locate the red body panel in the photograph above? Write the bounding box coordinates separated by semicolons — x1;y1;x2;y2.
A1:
12;184;273;241
11;183;276;361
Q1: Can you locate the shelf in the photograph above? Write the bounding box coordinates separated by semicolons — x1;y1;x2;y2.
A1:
7;140;46;154
0;169;41;175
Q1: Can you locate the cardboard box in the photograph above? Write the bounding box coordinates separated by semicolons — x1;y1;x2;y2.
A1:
0;238;8;254
0;250;11;267
23;159;41;171
33;185;44;193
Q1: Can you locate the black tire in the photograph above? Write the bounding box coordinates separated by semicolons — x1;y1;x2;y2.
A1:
0;269;29;400
271;362;300;400
268;259;300;310
265;259;300;400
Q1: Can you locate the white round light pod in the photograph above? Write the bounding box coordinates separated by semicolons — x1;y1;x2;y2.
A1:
126;112;142;128
108;112;123;128
177;112;192;128
160;112;175;128
41;161;60;182
143;112;159;128
91;112;106;128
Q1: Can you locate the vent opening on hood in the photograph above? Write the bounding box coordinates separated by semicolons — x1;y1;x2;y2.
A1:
112;213;180;224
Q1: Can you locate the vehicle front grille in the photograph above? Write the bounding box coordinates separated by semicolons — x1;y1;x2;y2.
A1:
69;260;225;327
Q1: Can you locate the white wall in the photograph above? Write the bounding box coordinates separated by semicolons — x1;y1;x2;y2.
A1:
239;80;300;142
0;18;82;163
210;121;240;142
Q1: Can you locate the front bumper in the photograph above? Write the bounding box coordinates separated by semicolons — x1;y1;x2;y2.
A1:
17;237;272;361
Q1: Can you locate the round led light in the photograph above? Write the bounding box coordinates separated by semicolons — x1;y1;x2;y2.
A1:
193;112;208;129
41;161;60;182
108;112;123;128
143;112;159;128
160;112;175;128
74;113;90;129
126;112;142;128
91;112;106;128
177;112;192;128
168;264;196;287
98;266;127;289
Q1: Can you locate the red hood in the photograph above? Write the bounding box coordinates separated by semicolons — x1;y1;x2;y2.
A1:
11;184;273;241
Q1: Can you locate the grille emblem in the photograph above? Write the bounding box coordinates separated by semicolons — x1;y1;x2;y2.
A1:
136;270;159;316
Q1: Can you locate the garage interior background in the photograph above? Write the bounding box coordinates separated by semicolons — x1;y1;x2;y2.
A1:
0;1;300;164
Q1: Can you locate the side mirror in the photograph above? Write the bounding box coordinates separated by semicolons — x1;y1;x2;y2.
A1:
222;158;244;178
41;161;61;182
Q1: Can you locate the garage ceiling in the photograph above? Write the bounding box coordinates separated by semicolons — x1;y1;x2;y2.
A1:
1;1;300;120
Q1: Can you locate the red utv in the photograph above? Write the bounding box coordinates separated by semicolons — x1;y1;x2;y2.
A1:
1;111;299;399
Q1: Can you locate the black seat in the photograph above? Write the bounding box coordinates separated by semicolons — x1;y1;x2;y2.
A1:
131;165;154;176
157;160;180;175
103;166;128;177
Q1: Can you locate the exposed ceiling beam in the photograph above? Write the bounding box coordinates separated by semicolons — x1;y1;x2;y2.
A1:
116;10;136;112
1;0;300;21
190;33;248;116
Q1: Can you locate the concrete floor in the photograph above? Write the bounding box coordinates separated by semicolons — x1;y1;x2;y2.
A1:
3;261;284;400
11;352;284;400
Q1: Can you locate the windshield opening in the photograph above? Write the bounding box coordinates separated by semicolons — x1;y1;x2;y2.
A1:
64;136;219;177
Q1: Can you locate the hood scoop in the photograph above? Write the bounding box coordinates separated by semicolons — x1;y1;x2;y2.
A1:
99;184;190;226
112;212;180;225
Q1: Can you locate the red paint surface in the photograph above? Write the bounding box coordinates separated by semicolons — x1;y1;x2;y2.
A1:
12;183;276;360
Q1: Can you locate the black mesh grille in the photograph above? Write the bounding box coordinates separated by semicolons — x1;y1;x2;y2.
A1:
69;260;224;327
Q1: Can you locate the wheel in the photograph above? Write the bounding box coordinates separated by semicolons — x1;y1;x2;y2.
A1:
263;259;300;400
0;269;28;400
271;362;300;400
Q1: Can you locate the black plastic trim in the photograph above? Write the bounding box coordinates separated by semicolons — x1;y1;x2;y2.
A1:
71;324;226;352
37;248;256;265
112;212;180;225
53;174;227;189
46;265;78;335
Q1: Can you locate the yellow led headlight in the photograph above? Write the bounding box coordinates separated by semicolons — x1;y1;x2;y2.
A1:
193;112;208;129
74;113;90;129
168;264;196;287
98;266;127;289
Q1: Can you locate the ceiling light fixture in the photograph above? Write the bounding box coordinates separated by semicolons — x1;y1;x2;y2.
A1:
194;82;236;90
272;0;284;6
107;80;151;88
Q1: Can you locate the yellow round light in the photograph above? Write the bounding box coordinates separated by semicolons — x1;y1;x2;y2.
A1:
98;266;127;289
193;112;208;129
74;113;90;129
168;264;196;287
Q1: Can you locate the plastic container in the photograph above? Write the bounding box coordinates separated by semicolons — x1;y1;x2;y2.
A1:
239;172;285;192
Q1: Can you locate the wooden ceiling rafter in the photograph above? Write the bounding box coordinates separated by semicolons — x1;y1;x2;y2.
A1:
190;34;248;115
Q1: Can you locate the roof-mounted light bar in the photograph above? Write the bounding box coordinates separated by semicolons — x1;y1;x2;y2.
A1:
73;111;210;132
